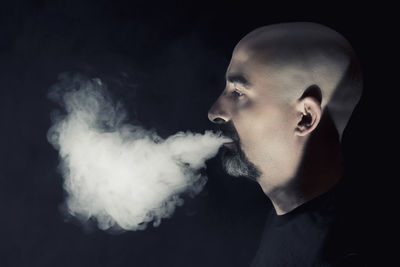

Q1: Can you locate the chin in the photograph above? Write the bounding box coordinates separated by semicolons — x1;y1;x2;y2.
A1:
221;145;261;181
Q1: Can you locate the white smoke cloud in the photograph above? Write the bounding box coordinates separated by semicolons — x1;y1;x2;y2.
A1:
47;74;230;231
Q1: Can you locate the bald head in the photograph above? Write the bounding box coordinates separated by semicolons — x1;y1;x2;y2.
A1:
233;22;362;140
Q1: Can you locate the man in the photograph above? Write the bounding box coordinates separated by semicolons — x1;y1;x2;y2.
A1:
208;22;366;266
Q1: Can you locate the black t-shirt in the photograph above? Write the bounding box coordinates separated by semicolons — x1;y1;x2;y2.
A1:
250;177;367;267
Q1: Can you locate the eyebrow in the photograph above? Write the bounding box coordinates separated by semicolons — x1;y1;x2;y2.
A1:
226;74;251;89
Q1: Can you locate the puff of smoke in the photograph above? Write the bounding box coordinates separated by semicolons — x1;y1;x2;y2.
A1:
47;74;230;231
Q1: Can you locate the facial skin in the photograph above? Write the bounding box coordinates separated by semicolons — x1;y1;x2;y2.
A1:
209;40;317;192
208;22;362;215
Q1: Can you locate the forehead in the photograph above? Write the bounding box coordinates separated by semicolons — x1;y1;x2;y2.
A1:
226;44;273;85
229;44;255;70
225;44;295;104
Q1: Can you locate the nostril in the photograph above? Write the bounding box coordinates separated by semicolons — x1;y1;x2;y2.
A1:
213;118;225;124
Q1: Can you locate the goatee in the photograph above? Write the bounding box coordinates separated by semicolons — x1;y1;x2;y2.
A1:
218;122;261;181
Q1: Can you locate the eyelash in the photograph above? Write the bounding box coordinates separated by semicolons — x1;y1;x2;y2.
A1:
232;89;244;98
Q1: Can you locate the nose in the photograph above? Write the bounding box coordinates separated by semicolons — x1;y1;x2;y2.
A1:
207;95;231;124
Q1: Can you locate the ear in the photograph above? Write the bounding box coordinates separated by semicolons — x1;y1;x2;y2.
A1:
294;97;322;137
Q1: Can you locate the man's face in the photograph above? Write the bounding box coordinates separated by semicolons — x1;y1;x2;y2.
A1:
208;44;299;184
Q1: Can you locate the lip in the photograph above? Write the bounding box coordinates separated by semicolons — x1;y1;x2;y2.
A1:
221;134;233;142
223;141;237;150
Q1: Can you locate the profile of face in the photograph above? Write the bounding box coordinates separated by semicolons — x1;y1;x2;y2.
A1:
208;42;302;184
207;23;362;191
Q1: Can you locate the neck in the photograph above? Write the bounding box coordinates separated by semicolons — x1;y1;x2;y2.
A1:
260;113;343;215
268;150;343;215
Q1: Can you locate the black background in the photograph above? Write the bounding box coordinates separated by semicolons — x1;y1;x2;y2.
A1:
0;1;396;266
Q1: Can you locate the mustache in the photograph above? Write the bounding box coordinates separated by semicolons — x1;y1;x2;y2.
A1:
215;122;240;143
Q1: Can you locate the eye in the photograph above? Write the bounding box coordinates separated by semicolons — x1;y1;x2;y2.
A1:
232;89;244;98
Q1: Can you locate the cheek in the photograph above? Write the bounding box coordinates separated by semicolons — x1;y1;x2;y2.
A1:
234;101;293;152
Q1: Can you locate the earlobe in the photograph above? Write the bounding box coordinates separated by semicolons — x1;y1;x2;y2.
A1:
295;98;321;137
